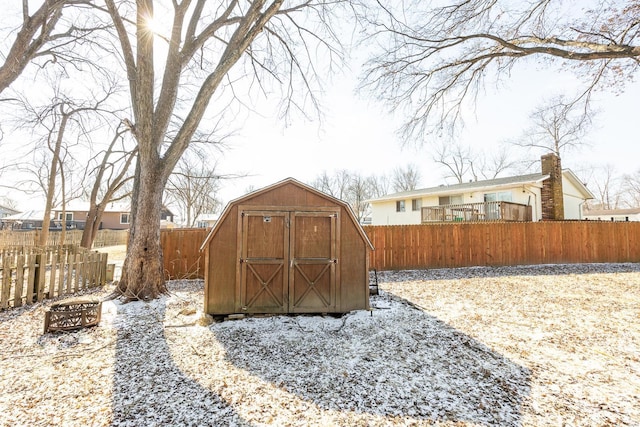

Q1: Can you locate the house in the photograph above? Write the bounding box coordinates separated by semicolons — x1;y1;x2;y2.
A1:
51;202;178;230
52;202;131;230
195;213;218;228
200;177;373;316
583;207;640;222
1;210;49;230
367;153;594;225
0;205;19;219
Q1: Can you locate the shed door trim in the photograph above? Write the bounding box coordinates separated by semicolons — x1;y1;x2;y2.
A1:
237;207;340;314
289;210;339;313
237;210;289;313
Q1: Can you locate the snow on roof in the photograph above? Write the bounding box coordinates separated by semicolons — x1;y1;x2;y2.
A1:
53;201;130;213
2;210;50;221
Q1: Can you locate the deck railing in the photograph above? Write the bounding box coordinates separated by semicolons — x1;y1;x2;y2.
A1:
421;201;532;222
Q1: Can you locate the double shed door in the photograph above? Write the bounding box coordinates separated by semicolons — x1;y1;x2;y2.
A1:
238;208;339;313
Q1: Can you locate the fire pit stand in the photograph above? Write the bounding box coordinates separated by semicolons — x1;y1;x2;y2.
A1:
44;298;102;333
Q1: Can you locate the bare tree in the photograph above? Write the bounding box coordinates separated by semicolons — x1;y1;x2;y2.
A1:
583;164;623;210
310;169;388;221
16;93;112;244
514;95;595;160
621;169;640;207
433;142;474;184
104;0;350;300
165;151;222;227
392;164;420;192
0;0;109;95
312;169;353;200
360;1;640;140
80;124;137;248
433;140;521;183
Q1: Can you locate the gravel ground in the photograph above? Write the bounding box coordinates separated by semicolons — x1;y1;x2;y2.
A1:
0;262;639;426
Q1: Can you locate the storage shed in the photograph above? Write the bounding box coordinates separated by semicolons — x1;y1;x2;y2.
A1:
200;178;374;316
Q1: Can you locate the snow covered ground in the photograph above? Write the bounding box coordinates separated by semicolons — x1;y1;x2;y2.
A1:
1;263;639;426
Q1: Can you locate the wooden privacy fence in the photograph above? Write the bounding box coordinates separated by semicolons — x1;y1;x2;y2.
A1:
161;228;209;279
0;245;108;310
362;221;640;270
0;229;129;248
159;222;640;278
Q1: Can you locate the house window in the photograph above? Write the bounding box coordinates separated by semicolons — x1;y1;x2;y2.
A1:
412;199;422;211
396;200;406;212
120;213;130;224
484;191;512;202
57;212;73;221
439;195;463;205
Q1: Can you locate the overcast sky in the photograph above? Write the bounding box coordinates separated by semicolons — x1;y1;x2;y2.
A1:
214;58;640;206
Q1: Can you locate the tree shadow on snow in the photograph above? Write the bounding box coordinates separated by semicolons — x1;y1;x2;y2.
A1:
212;292;531;426
110;299;246;426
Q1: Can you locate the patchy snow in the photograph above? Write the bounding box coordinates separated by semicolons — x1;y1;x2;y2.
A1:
1;263;639;426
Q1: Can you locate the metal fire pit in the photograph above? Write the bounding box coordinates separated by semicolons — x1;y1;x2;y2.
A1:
44;298;102;333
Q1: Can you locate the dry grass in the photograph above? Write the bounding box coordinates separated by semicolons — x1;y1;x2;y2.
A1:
94;244;127;263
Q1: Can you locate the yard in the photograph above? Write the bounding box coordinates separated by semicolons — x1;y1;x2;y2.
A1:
0;261;639;426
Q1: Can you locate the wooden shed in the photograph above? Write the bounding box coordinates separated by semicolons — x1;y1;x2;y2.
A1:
200;178;374;316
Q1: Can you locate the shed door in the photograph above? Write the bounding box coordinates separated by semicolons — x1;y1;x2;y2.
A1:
238;209;338;314
238;211;289;313
289;211;338;313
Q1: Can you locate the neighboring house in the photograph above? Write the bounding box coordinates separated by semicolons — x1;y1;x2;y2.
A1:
583;207;640;222
160;206;177;228
368;153;594;225
195;213;218;228
160;206;175;223
52;202;131;230
1;210;49;230
0;205;19;219
51;202;177;230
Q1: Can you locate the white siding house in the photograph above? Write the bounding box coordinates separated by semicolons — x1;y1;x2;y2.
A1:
368;157;594;226
583;208;640;222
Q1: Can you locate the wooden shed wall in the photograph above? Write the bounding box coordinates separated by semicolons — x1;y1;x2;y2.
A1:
204;182;370;315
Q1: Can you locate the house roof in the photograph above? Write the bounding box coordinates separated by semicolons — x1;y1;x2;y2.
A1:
200;177;374;251
367;173;549;203
562;169;595;200
0;205;20;215
2;210;50;221
584;207;640;216
53;201;130;213
367;169;594;203
195;213;219;222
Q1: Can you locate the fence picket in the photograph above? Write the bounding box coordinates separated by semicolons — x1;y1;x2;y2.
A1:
48;254;58;299
14;254;25;308
0;245;109;310
26;255;36;304
1;255;11;309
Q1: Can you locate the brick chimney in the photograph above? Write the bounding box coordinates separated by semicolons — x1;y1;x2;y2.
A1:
541;153;564;220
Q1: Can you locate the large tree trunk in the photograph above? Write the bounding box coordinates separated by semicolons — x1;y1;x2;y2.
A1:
117;165;167;301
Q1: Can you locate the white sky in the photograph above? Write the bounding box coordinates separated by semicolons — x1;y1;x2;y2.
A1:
214;60;640;207
1;4;639;215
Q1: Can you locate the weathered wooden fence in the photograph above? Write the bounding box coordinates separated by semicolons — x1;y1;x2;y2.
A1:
159;222;640;279
0;245;108;310
0;229;128;248
362;221;640;270
161;228;209;279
